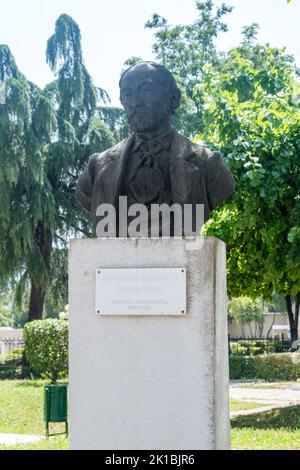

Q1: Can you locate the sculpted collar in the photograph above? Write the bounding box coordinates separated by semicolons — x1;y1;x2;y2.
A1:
131;126;174;154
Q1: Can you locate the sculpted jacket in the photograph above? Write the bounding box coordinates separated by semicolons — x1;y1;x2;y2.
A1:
75;126;235;231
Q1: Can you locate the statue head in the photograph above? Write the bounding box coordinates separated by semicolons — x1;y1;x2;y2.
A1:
119;61;181;133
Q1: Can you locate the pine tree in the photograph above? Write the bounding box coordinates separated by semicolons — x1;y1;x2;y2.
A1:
0;15;114;321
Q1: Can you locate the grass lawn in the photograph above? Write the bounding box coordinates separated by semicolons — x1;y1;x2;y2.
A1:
230;400;268;412
231;428;300;450
0;437;69;451
0;380;67;436
231;404;300;450
0;380;299;450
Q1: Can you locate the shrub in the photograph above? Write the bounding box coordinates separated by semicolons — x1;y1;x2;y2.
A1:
229;342;248;356
5;347;24;366
229;353;300;381
230;340;265;356
229;356;256;379
272;340;291;353
255;353;299;382
229;339;291;356
0;364;32;380
23;319;68;384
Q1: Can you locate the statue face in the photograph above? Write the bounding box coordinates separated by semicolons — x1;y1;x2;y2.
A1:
120;64;171;132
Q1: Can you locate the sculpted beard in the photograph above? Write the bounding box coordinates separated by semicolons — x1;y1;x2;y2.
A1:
128;105;169;132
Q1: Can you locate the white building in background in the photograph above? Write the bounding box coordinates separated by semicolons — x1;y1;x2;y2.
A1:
228;311;299;339
0;327;23;361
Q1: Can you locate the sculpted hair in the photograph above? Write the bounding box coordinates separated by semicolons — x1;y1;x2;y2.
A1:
119;61;181;114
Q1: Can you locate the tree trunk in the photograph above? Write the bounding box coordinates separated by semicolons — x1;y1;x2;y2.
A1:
285;293;300;342
28;224;52;322
266;312;276;339
28;281;46;322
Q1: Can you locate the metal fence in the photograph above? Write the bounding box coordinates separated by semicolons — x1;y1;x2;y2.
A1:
229;335;289;342
0;338;24;362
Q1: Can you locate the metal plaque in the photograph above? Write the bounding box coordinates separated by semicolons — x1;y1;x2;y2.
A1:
95;268;186;316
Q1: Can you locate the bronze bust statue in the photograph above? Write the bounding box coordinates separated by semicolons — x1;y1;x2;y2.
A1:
76;61;235;236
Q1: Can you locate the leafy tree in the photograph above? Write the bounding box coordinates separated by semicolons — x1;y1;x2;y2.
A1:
0;290;13;327
201;28;300;340
98;106;129;142
229;296;265;338
0;15;114;322
43;247;68;318
0;45;56;322
126;0;233;137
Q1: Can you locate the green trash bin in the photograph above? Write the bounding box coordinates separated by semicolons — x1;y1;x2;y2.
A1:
44;384;68;438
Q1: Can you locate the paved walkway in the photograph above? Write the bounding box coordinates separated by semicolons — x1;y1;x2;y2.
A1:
229;381;300;417
0;433;44;446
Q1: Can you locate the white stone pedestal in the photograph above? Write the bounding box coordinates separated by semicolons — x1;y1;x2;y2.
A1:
69;237;230;450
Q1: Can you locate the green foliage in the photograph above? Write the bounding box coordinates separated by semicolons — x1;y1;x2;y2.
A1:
229;296;265;325
0;290;13;327
230;340;265;356
98;106;129;142
267;294;287;313
23;319;68;383
229;342;248;356
229;356;257;379
0;287;30;328
128;0;233;136
201;31;300;303
0;364;31;380
43;248;68;318
256;353;300;381
230;339;291;356
4;347;24;366
0;15;114;322
125;6;300;339
229;353;300;380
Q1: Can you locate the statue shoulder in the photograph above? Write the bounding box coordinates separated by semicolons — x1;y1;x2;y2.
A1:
188;142;226;170
171;129;215;166
191;144;236;208
89;138;129;168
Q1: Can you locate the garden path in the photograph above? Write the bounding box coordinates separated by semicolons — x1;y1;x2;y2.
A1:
230;381;300;417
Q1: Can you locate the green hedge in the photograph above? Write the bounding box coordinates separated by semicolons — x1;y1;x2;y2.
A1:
229;356;257;379
229;353;300;381
256;353;299;381
229;340;291;356
4;347;25;366
0;364;32;380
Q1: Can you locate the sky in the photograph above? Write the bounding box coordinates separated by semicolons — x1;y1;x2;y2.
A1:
0;0;300;105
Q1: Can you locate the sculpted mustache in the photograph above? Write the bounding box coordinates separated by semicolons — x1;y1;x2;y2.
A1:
128;107;156;119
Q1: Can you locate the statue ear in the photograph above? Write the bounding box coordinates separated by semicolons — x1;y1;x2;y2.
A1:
170;87;181;113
